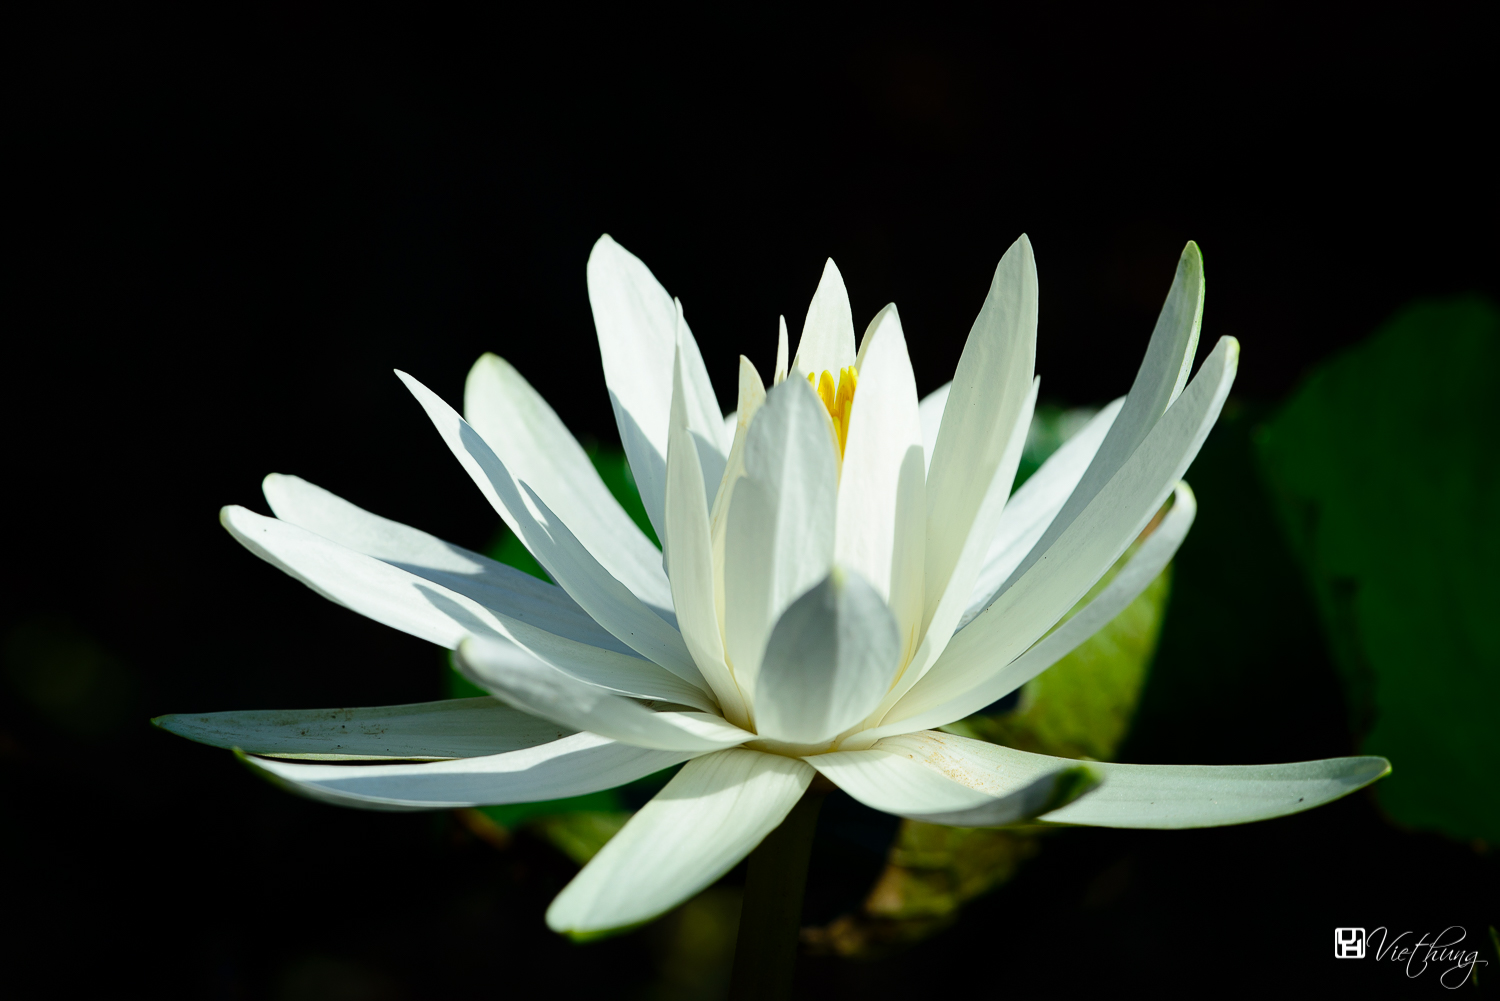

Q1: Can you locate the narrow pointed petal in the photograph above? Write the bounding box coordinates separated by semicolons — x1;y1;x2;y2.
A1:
457;638;750;753
667;343;751;727
397;370;709;694
774;315;789;384
710;357;768;653
723;378;839;706
262;475;603;654
241;732;695;811
859;482;1196;741
754;567;901;745
996;242;1203;597
917;381;952;473
463;354;674;614
154;697;572;761
877;376;1037;714
790;259;856;377
881;337;1238;725
587;235;724;543
920;234;1038;642
831;731;1389;829
221;506;714;711
546;749;814;935
834;305;925;659
673;300;729;504
959;398;1124;628
810;734;1096;827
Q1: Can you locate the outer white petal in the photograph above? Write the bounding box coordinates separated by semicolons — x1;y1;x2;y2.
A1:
995;242;1203;598
959;398;1124;628
723;378;839;707
463;353;674;615
546;749;814;935
828;731;1389;830
834;304;925;661
666;344;751;727
889;336;1237;727
457;638;751;753
809;743;1094;827
154;697;573;761
754;568;901;746
790;259;856;377
917;381;952;473
241;732;695;811
858;482;1196;742
397;370;708;694
587;235;724;543
220;506;714;711
262;474;601;678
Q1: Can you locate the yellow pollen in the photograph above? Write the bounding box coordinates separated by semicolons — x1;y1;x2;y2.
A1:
807;365;858;455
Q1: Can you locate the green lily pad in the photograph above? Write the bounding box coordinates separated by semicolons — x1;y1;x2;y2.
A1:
1255;296;1500;843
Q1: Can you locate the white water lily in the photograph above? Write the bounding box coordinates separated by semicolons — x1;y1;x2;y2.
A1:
158;234;1388;936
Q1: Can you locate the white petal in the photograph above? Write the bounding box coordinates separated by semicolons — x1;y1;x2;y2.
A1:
154;697;573;760
587;236;723;543
959;398;1124;628
831;731;1389;829
262;475;603;666
809;732;1094;826
721;410;738;452
774;315;789;384
241;732;695;811
834;305;925;659
917;234;1038;647
463;354;674;614
673;299;730;505
859;481;1196;741
397;370;709;694
995;242;1203;598
879;337;1238;726
221;505;714;711
754;567;901;745
723;378;839;707
457;637;751;753
876;376;1037;715
790;259;856;377
546;748;813;934
667;343;751;727
709;358;768;660
266;471;508;577
917;381;952;473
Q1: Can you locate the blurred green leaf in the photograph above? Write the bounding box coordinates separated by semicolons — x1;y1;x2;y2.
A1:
532;811;633;865
1255;296;1500;843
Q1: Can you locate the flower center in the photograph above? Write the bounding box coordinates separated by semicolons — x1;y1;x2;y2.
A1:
808;366;858;456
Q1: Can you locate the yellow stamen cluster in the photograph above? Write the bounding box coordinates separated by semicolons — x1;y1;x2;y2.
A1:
808;366;858;456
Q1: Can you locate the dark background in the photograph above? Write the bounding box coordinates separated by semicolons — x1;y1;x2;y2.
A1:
5;7;1496;998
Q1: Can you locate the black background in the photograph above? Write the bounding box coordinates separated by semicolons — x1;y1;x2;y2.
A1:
5;7;1496;998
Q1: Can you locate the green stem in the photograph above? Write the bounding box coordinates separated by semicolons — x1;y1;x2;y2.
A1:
728;787;827;1001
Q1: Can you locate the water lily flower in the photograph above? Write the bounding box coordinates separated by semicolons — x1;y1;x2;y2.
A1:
157;234;1388;938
